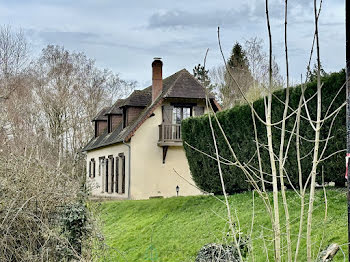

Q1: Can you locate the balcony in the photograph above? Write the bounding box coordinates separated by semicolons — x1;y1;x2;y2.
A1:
158;124;183;146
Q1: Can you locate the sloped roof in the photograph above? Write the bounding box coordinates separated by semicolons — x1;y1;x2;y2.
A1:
164;69;211;99
105;99;124;115
82;69;217;152
92;107;109;121
82;96;164;152
119;87;152;107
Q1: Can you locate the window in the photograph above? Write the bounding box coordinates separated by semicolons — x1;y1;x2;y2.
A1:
183;107;191;119
105;158;109;192
118;153;126;194
89;159;95;178
122;108;127;128
108;155;114;193
94;122;98;137
101;158;106;193
99;157;105;176
172;107;191;124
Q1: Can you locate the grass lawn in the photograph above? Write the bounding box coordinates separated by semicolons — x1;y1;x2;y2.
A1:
97;188;348;261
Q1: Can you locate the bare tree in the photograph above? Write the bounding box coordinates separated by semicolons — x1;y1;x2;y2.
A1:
0;25;28;100
0;29;135;261
210;37;283;108
31;45;135;165
190;0;344;260
244;37;283;102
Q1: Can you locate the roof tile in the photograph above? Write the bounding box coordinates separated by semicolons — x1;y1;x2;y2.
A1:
105;99;124;115
83;69;216;151
92;107;109;121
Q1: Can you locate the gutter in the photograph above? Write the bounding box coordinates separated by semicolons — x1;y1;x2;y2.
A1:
123;140;131;199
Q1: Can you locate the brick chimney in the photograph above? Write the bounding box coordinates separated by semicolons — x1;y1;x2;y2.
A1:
152;57;163;101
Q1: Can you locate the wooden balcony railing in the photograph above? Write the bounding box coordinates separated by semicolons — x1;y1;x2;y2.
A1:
158;124;182;145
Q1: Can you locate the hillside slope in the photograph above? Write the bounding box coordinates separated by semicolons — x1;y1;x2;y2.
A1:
98;189;347;261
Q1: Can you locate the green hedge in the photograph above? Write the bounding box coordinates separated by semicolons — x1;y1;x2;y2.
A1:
182;70;346;194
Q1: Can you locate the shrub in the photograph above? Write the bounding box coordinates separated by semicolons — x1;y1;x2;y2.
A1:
182;70;346;194
0;151;99;261
195;242;247;262
57;186;91;260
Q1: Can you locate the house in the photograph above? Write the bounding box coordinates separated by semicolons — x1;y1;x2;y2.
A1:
82;58;220;200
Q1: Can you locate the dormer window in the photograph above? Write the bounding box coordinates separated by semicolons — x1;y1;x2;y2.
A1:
123;108;127;128
94;120;107;137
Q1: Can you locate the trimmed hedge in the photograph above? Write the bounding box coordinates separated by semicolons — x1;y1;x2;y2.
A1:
182;70;346;194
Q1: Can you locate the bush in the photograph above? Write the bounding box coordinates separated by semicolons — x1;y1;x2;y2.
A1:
195;242;247;262
57;186;91;260
0;151;99;261
182;70;346;194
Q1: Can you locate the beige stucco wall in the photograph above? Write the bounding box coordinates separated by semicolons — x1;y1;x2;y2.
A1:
86;143;130;199
86;100;209;200
129;102;207;200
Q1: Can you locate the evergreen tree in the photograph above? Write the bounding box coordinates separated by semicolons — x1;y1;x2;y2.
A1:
306;62;327;82
220;42;253;108
227;42;249;70
193;64;215;93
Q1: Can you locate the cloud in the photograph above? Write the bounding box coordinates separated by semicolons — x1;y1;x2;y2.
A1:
147;0;336;31
38;31;99;45
0;0;345;85
147;2;294;30
148;8;252;29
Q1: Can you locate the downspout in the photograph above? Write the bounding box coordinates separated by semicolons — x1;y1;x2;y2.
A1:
123;140;131;199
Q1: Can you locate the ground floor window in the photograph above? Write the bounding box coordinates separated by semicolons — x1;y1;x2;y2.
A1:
105;158;109;192
89;159;95;178
117;153;126;194
108;155;114;193
99;157;105;176
97;153;126;194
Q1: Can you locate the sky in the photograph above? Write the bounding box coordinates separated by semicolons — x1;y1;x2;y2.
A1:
0;0;345;88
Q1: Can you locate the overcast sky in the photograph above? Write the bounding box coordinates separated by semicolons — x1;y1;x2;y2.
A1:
0;0;345;88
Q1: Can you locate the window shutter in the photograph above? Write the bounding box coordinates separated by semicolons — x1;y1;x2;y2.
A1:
111;157;114;192
88;161;91;178
99;159;101;176
162;105;174;124
105;159;109;193
115;157;119;193
121;155;126;194
194;106;205;116
92;160;96;178
101;159;105;193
